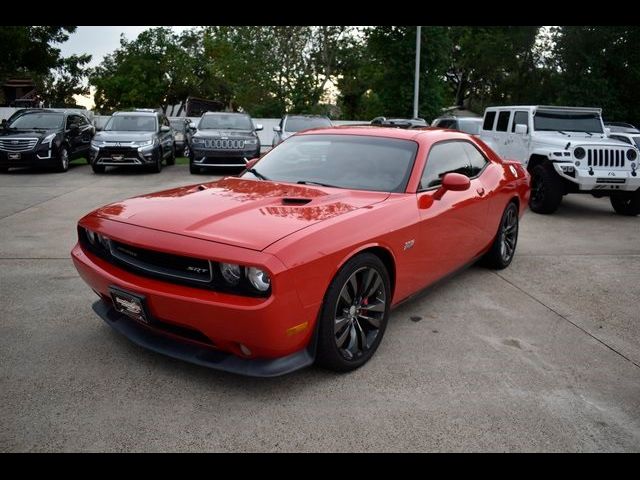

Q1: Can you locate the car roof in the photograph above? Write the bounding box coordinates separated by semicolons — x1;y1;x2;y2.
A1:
113;110;159;116
296;125;470;142
202;111;249;116
484;105;602;114
285;114;330;118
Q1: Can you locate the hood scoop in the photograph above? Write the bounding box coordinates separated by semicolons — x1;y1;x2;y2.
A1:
281;197;312;205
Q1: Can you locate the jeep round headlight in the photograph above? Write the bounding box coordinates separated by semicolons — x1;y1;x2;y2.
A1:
247;267;270;292
627;149;637;161
574;147;586;160
220;263;241;286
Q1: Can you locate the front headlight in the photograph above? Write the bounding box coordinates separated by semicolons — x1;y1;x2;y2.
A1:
244;139;258;146
135;139;154;147
220;263;242;286
42;133;56;146
627;149;638;161
573;147;585;160
247;267;271;292
90;139;103;148
192;137;204;144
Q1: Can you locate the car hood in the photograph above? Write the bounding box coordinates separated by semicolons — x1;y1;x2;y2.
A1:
0;128;55;139
195;129;255;138
92;177;390;251
94;131;155;142
533;132;631;149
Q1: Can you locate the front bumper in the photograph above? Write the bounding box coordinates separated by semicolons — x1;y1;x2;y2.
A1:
92;299;315;377
191;146;261;167
0;149;58;168
71;228;320;375
90;145;160;166
554;163;640;192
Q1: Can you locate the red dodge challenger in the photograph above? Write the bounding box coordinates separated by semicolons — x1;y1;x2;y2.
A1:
71;126;530;376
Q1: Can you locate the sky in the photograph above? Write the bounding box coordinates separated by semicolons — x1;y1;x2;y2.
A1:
58;26;196;109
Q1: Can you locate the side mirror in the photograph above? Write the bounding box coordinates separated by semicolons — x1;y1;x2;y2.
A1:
255;123;263;131
160;125;171;132
604;127;611;136
189;122;197;131
432;173;471;201
245;157;260;170
273;126;282;133
1;119;6;129
514;123;528;135
69;124;80;133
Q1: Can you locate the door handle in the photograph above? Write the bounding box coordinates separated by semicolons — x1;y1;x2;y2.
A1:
476;187;485;196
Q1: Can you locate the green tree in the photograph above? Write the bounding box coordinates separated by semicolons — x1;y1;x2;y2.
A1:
552;26;640;125
0;26;88;106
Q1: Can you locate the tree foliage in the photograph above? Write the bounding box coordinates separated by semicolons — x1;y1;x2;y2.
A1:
0;26;90;107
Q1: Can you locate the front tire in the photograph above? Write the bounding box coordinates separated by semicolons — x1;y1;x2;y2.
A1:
166;145;176;166
149;150;163;173
529;164;563;214
189;161;200;174
610;191;640;216
316;253;391;372
56;146;69;173
482;201;519;269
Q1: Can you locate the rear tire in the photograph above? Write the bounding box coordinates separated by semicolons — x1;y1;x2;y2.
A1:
482;202;519;269
529;164;563;214
316;253;391;372
610;191;640;216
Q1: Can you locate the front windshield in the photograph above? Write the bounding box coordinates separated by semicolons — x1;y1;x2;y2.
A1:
105;115;157;132
534;111;603;133
199;114;253;130
242;134;418;193
285;116;332;132
9;113;64;129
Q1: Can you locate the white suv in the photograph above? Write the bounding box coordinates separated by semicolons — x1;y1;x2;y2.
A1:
479;106;640;215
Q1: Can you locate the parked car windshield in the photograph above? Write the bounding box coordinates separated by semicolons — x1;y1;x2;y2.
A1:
534;111;603;133
199;114;253;130
169;119;186;131
285;116;332;132
457;119;482;135
8;113;64;129
105;115;157;132
242;134;418;193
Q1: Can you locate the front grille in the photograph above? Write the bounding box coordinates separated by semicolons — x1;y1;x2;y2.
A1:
0;138;39;152
204;138;245;149
108;240;213;284
587;148;627;168
78;228;269;297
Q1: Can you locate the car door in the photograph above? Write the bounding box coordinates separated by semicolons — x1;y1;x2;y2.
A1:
75;114;94;155
160;115;173;156
65;115;82;155
493;110;513;158
504;110;531;163
415;140;491;285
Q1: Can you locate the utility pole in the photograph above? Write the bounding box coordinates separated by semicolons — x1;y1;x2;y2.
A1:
413;26;421;119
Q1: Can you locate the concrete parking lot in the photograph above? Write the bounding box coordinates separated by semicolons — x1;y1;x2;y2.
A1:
1;162;639;452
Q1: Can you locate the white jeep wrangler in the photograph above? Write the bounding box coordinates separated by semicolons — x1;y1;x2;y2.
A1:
479;105;640;215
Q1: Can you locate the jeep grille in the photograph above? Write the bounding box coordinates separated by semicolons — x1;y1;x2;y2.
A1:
586;148;627;168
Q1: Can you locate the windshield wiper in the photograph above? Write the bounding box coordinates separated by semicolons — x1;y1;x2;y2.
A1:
247;168;269;181
297;180;340;188
557;130;569;136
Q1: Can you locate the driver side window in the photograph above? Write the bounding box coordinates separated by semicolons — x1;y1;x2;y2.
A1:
420;141;471;190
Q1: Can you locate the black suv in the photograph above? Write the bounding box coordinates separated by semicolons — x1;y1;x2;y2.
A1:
89;110;175;173
0;109;95;173
189;111;262;174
